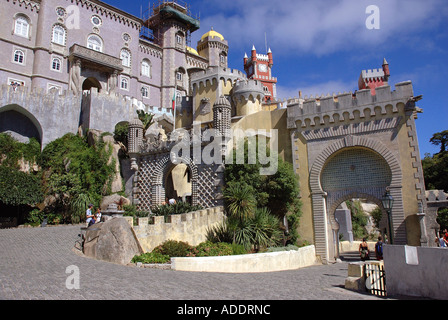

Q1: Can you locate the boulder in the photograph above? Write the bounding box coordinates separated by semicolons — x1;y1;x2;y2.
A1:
101;194;131;211
83;218;143;265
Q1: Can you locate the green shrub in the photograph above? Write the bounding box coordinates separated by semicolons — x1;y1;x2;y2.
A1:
152;240;193;258
231;243;248;255
187;241;233;257
152;201;202;216
131;252;170;264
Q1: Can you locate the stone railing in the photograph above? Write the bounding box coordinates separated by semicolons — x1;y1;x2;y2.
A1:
124;206;225;253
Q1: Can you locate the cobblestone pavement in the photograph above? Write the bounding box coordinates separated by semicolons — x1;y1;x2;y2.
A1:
0;225;393;301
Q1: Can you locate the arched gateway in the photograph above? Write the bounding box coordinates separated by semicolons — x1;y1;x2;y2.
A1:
287;81;427;263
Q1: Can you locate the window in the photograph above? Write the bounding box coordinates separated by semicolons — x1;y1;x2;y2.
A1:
120;49;131;67
120;77;129;90
13;50;25;64
51;57;62;71
8;78;25;90
47;84;62;94
141;60;151;77
14;16;29;38
176;34;183;45
52;25;66;45
87;35;103;52
141;86;149;98
176;72;183;81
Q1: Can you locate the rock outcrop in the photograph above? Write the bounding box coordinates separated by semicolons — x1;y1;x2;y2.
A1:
83;218;143;265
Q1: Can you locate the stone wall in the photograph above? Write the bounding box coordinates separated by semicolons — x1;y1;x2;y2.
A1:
383;244;448;300
171;245;320;273
124;206;225;253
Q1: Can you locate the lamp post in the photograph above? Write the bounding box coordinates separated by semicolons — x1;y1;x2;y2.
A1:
381;188;395;244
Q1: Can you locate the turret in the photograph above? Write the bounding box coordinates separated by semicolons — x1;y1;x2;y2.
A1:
268;48;273;68
128;118;144;171
251;45;257;62
382;58;390;81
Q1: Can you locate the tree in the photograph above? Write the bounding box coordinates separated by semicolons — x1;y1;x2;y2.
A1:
136;109;154;135
224;138;302;245
430;130;448;153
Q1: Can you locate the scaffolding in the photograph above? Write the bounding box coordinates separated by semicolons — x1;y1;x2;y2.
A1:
140;0;200;46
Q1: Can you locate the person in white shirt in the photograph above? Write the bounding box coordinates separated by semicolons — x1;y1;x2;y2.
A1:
86;204;95;227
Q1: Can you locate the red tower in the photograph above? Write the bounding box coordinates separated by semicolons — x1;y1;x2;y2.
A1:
244;46;277;103
358;58;390;95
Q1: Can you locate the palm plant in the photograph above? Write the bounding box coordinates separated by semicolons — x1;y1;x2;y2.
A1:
223;183;256;222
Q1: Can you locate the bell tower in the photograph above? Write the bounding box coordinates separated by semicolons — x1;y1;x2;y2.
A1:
244;46;277;103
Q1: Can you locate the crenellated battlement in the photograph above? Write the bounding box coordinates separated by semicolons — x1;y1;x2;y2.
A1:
125;206;225;252
287;81;415;129
232;79;265;103
191;66;246;88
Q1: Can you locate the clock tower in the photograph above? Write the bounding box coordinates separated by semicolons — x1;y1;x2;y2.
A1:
243;46;277;103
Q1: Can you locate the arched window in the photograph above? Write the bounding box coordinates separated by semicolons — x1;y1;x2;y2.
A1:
87;35;103;52
52;25;66;45
120;49;131;67
141;59;151;77
14;16;30;38
141;86;149;98
13;50;25;64
51;57;62;71
120;77;129;91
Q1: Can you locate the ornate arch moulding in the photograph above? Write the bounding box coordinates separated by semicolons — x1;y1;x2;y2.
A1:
309;135;403;195
149;154;199;207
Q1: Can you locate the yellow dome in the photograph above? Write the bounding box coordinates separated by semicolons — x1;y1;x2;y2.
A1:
201;28;224;41
186;46;199;55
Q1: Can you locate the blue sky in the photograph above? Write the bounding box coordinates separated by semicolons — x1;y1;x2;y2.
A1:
103;0;448;157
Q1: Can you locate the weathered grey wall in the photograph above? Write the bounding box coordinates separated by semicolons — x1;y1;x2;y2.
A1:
0;85;81;147
383;244;448;300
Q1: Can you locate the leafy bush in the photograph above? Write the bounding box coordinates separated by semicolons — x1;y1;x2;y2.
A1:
152;240;193;258
152;201;202;216
38;133;115;223
207;207;283;252
0;166;43;206
225;139;302;245
187;241;233;257
131;252;170;264
0;133;41;170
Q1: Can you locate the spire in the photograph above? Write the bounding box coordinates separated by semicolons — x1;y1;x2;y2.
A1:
383;57;388;65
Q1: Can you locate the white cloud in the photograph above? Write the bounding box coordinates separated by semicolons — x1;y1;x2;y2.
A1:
194;0;447;57
277;80;357;100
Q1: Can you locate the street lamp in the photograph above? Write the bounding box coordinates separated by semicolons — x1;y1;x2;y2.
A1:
381;188;395;244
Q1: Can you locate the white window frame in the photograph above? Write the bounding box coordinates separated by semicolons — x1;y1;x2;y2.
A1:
8;78;25;89
120;49;131;67
176;72;183;81
141;60;151;77
51;57;62;72
13;49;25;65
47;83;62;94
141;86;149;99
120;77;129;91
52;25;66;46
14;16;30;38
87;35;103;52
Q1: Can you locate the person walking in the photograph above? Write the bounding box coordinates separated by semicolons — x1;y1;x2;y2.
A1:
359;238;370;261
375;236;384;261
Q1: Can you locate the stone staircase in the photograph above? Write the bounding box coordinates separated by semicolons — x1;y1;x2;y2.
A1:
340;251;380;262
